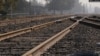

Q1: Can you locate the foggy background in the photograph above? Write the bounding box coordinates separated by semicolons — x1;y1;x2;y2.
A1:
11;0;100;16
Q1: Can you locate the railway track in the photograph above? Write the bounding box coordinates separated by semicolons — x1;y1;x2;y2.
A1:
80;18;100;29
70;16;100;28
0;15;66;27
0;17;74;56
89;15;100;19
0;15;68;34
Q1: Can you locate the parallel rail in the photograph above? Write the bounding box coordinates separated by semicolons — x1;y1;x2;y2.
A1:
70;17;100;28
0;18;67;41
22;17;86;56
85;18;100;22
80;18;100;29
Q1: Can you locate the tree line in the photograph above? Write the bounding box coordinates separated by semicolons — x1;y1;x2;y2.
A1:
0;0;76;19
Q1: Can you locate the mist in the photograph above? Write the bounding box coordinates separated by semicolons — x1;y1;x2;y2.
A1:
12;0;100;15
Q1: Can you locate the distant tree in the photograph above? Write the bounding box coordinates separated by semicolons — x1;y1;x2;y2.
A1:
15;0;39;14
46;0;76;14
15;0;29;12
0;0;18;19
